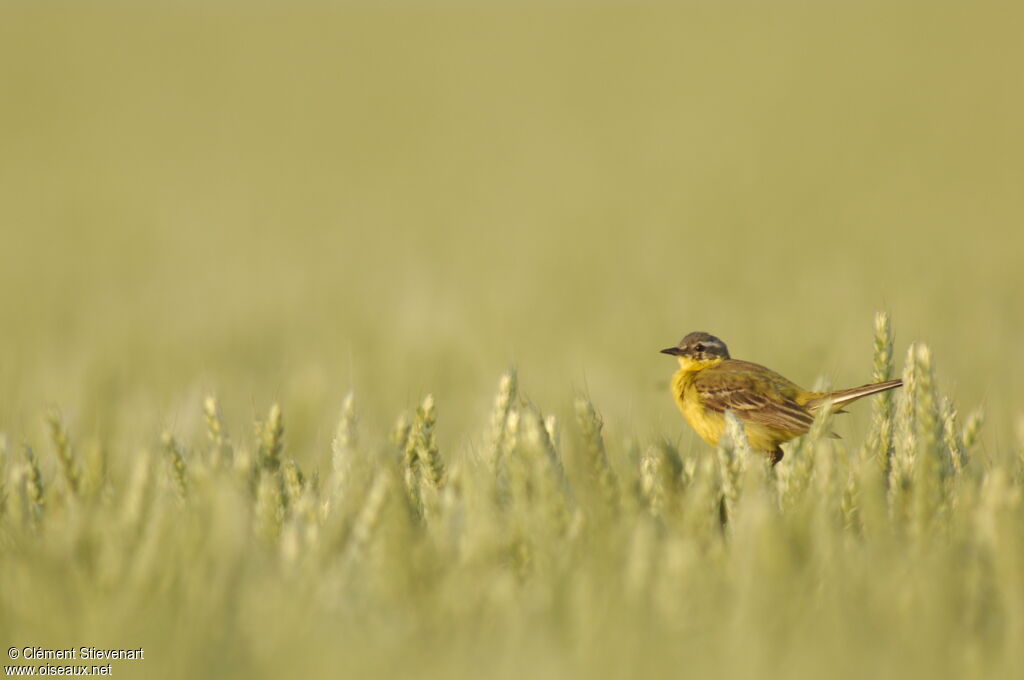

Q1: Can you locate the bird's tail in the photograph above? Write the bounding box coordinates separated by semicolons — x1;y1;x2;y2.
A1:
806;378;903;411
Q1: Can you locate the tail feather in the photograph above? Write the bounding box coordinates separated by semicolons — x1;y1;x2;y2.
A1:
806;378;903;411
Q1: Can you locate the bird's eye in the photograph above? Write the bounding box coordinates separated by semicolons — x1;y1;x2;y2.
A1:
694;343;705;352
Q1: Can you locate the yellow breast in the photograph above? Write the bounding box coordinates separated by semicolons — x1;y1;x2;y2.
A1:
671;369;726;446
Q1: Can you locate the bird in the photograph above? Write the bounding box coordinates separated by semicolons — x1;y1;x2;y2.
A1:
661;332;902;464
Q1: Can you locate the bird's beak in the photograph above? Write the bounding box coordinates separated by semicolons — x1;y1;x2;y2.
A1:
660;347;682;356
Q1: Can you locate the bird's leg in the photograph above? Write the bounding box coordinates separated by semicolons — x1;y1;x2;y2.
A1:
769;447;784;466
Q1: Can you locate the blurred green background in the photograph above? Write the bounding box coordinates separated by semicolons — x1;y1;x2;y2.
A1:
2;0;1021;461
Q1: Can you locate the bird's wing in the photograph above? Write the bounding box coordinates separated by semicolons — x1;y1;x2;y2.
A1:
693;366;816;435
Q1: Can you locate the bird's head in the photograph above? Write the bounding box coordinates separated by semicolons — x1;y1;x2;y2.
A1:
660;332;730;372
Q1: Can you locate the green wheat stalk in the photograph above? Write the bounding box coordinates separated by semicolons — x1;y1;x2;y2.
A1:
962;407;984;455
203;395;233;467
889;342;920;522
390;412;412;455
21;443;46;520
257;403;285;473
161;431;189;499
45;409;79;497
283;459;306;510
330;391;358;487
486;370;517;469
574;395;619;511
716;410;750;525
415;395;445;489
940;397;967;475
869;311;897;472
910;344;949;539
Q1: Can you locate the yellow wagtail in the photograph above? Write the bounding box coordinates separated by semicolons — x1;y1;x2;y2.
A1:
661;332;902;464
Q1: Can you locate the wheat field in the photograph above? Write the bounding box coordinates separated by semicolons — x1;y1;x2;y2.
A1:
2;2;1023;679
